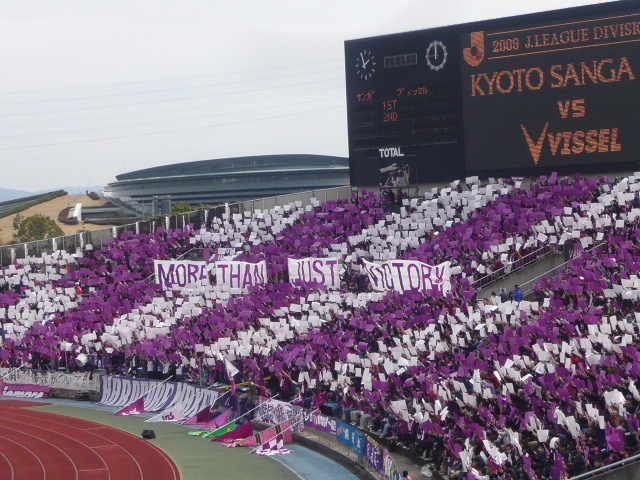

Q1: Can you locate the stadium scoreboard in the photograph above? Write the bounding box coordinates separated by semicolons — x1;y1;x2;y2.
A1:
345;1;640;186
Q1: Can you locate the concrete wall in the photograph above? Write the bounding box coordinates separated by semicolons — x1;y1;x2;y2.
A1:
477;253;566;300
579;461;640;480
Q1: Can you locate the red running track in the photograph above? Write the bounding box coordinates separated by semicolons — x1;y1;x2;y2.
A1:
0;401;180;480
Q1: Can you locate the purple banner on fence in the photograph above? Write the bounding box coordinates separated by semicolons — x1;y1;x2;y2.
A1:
365;437;385;476
304;411;337;435
2;382;52;398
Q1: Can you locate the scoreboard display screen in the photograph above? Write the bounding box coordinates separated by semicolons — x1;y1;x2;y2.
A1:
345;1;640;186
345;28;464;186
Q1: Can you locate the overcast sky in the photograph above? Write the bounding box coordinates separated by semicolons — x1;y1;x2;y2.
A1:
0;0;611;192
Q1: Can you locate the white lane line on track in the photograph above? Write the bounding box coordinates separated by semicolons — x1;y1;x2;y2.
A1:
0;450;16;480
0;427;54;480
1;413;108;480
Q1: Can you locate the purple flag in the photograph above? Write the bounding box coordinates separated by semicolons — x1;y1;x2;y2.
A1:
114;397;145;416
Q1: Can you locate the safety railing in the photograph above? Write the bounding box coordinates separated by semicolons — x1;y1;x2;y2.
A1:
471;244;553;290
0;185;353;269
569;452;640;480
520;241;606;297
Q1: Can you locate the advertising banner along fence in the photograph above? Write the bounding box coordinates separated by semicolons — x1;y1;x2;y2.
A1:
304;411;337;435
365;437;386;477
336;420;367;456
1;382;52;398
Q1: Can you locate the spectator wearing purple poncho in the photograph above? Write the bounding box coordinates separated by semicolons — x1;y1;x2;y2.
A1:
4;176;640;478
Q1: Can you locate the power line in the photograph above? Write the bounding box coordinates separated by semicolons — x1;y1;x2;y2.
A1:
0;59;343;96
0;105;344;151
0;95;344;141
0;85;345;130
0;76;345;118
0;67;345;106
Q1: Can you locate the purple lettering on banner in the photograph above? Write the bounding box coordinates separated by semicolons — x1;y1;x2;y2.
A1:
254;397;305;431
312;259;326;284
175;264;186;287
392;262;406;291
297;261;307;282
364;259;451;295
154;260;211;290
156;262;176;288
217;263;229;283
98;377;222;417
325;259;338;286
406;262;421;290
216;261;268;294
381;263;395;289
230;263;241;287
421;263;433;292
187;263;199;285
365;437;385;476
304;411;337;435
364;262;381;289
288;258;341;289
2;382;52;398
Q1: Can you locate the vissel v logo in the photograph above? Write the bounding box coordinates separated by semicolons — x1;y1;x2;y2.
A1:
463;31;485;67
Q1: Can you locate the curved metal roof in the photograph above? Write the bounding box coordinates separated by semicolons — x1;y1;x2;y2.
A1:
115;154;348;181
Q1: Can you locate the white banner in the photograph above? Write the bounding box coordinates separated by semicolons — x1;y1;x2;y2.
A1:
98;376;222;418
145;403;186;423
215;260;267;294
288;257;341;289
254;397;305;432
154;260;211;290
363;259;451;294
0;368;100;392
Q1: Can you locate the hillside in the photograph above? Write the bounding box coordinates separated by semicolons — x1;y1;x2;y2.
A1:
0;187;33;203
0;194;120;246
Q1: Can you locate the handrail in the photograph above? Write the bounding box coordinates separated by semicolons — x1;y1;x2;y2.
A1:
569;451;640;480
471;244;552;290
0;185;354;269
520;241;606;296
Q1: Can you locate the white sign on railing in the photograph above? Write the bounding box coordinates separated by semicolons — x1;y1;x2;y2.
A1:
0;368;100;392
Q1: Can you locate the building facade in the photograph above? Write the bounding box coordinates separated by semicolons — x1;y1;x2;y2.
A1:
104;154;349;217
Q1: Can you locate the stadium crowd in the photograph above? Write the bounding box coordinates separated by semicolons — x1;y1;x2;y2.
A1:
0;173;639;479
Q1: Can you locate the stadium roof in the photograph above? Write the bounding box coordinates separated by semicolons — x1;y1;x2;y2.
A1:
115;154;348;181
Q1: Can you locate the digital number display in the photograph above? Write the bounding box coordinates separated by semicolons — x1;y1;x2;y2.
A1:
345;29;463;186
345;1;640;186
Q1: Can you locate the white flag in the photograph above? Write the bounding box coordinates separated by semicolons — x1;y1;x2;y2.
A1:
145;403;186;423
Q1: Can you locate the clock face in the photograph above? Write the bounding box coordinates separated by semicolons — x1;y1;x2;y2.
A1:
426;40;447;71
355;49;376;80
